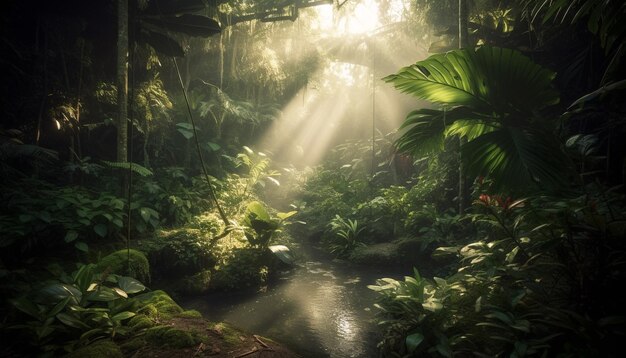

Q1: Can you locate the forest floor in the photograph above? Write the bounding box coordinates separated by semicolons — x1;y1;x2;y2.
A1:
126;315;298;358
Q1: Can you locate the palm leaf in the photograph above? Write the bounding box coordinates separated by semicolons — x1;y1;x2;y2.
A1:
474;46;559;113
444;119;499;141
462;127;571;191
383;52;490;111
384;46;559;115
395;109;446;156
396;107;483;156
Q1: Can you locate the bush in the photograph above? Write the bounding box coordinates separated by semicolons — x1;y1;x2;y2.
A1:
96;249;150;283
147;228;215;278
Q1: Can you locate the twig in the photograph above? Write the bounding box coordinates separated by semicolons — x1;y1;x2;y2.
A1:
253;335;270;349
194;342;206;356
234;347;258;358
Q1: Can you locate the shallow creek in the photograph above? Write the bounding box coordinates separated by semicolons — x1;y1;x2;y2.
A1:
181;246;407;357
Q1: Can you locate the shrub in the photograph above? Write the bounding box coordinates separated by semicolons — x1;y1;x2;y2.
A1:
96;249;150;283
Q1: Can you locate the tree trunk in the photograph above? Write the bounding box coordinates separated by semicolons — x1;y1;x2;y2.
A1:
458;0;469;214
116;0;129;164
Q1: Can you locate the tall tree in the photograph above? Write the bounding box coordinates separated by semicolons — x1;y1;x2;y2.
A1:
117;0;129;164
458;0;469;213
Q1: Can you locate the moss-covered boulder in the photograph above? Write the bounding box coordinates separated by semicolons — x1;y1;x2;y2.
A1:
210;322;245;347
119;337;147;353
144;325;198;348
134;290;184;320
66;340;122;358
96;249;150;283
349;242;399;265
349;237;428;266
128;314;155;330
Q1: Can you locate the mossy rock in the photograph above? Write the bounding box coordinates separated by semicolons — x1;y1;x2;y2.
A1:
128;314;155;330
178;309;203;319
134;290;183;320
119;337;147;353
96;249;150;283
211;322;244;347
349;242;400;266
349;238;430;266
66;340;122;358
145;325;197;348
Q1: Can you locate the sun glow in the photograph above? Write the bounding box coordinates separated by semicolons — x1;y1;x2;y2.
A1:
258;0;422;168
345;0;381;34
315;0;381;35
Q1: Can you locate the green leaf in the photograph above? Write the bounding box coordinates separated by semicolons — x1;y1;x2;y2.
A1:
74;264;95;293
64;230;79;243
206;141;221;151
462;127;571;191
176;123;195;139
112;311;136;322
93;223;108;238
87;287;121;302
405;332;425;353
422;299;443;312
10;298;42;319
57;312;90;329
112;287;128;298
75;241;88;252
246;201;271;222
395;109;446;156
268;245;295;265
117;276;146;294
47;297;71;318
384;51;491;110
37;283;82;305
276;211;297;220
139;207;152;222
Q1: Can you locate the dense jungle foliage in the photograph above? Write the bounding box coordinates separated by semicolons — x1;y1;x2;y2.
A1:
1;0;625;357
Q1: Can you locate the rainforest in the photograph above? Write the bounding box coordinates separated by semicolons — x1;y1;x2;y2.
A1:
1;0;625;357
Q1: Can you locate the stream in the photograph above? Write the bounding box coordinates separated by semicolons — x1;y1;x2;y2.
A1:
181;245;407;357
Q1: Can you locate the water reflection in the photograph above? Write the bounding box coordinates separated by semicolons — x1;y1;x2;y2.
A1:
181;259;400;357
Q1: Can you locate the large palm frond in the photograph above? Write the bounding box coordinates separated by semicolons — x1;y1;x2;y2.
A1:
385;46;569;192
384;46;559;114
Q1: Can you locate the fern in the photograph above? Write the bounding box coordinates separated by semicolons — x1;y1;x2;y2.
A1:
101;160;153;177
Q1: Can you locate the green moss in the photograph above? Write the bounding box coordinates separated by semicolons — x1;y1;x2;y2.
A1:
178;309;203;319
139;303;158;318
66;340;122;358
128;314;155;330
119;337;147;352
96;249;150;283
145;326;197;348
211;322;243;347
134;290;183;320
